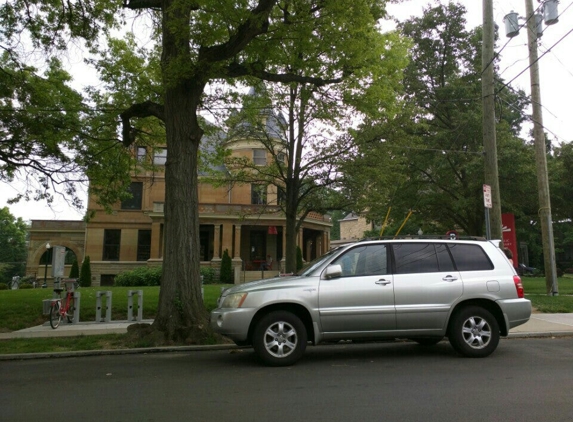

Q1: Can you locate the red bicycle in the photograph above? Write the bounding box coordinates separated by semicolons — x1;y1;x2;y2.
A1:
49;280;78;329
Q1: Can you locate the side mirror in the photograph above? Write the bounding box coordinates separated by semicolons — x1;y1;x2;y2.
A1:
323;264;342;279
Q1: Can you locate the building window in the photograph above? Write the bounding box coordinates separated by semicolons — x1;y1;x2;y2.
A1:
137;147;147;162
277;152;286;164
153;148;167;165
253;149;266;165
121;182;143;210
251;184;267;205
137;230;151;261
103;229;121;261
277;187;286;206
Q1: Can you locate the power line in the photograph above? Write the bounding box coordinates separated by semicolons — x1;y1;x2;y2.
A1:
495;25;573;95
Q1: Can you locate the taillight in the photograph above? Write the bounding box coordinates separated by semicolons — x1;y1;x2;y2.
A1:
513;275;524;298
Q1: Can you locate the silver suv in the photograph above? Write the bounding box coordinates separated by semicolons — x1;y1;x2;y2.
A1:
210;238;531;366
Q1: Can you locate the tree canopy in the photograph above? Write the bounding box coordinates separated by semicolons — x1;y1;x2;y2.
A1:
342;2;535;237
0;207;28;284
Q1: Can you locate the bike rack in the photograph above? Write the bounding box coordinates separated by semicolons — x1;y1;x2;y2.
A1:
127;290;143;322
95;291;112;322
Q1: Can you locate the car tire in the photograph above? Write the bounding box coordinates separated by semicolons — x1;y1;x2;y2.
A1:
252;311;307;366
448;306;500;358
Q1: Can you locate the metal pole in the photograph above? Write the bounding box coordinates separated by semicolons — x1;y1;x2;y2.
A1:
485;208;491;240
525;0;558;295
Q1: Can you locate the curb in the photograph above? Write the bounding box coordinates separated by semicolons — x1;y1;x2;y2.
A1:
507;331;573;339
0;343;242;361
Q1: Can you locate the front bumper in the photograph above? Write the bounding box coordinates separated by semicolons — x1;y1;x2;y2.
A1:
210;307;257;343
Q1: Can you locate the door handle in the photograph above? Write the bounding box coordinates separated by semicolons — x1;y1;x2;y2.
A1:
375;279;392;285
442;275;458;282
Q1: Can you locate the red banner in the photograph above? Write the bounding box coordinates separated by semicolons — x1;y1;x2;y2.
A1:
502;213;518;267
268;226;278;235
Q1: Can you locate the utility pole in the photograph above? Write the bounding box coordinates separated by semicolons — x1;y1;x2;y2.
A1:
525;0;558;295
482;0;503;240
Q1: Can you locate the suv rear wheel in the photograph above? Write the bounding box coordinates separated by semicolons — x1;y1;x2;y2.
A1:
449;306;500;358
253;311;307;366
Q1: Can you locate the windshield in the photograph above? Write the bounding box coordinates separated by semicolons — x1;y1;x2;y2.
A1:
298;248;340;276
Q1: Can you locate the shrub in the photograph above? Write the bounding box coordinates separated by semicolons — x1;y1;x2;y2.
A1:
564;268;573;274
79;256;92;287
115;266;162;287
557;268;564;277
296;246;303;271
219;249;233;284
201;267;216;284
0;283;8;290
19;283;33;289
69;259;80;278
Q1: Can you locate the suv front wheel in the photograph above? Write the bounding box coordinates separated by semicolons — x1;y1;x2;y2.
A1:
253;311;307;366
449;306;500;358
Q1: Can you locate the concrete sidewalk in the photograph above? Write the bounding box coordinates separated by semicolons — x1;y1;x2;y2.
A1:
2;314;573;340
0;320;154;339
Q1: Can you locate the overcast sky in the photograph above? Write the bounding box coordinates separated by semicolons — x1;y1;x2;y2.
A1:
2;0;572;222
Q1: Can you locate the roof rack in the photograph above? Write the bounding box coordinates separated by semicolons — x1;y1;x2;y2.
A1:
358;235;487;242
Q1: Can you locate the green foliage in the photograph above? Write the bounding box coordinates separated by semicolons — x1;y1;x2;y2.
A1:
296;246;304;271
0;207;28;284
219;249;233;284
114;266;162;287
79;256;92;287
200;267;216;284
69;259;80;278
0;283;8;290
342;3;534;239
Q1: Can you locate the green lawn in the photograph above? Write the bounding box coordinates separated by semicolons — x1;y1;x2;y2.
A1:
0;284;230;332
522;276;573;313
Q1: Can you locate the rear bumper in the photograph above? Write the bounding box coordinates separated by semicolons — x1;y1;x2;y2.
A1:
497;298;532;330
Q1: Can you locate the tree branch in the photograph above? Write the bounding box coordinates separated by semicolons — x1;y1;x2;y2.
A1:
120;101;165;147
225;62;343;87
198;0;278;63
123;0;164;10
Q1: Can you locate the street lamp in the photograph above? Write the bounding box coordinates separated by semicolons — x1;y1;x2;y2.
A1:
42;242;51;288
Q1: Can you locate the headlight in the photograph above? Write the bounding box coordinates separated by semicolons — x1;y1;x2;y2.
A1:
221;293;248;308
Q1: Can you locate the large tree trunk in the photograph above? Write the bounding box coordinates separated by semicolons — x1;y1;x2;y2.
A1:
284;209;299;273
152;0;208;341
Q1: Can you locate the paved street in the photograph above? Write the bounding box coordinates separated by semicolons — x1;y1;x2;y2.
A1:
2;337;573;422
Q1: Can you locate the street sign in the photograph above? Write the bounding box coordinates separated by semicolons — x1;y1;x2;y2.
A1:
483;184;492;209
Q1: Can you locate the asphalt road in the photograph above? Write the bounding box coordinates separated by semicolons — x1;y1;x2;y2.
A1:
2;338;573;422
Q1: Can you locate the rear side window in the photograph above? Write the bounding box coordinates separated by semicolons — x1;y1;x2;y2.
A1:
448;244;494;271
393;243;448;274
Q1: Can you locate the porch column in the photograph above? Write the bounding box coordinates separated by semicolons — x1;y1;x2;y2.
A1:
233;225;242;259
316;235;322;257
298;228;304;250
222;222;234;257
213;224;221;259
